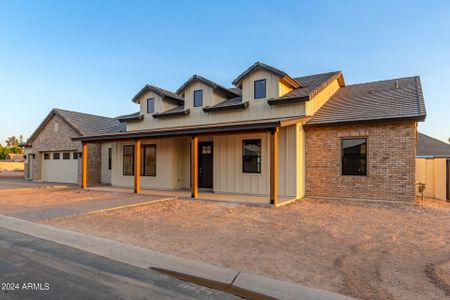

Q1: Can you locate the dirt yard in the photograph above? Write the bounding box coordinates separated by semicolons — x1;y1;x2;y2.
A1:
41;197;450;300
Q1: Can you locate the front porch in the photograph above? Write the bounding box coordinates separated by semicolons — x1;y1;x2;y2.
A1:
77;117;309;207
87;186;297;207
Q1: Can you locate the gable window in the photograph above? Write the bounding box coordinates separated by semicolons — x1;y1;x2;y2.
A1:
194;90;203;107
123;145;134;176
254;79;266;99
54;123;59;132
147;98;155;113
44;153;50;160
242;139;261;173
53;153;60;160
63;152;70;160
342;138;367;176
141;144;156;176
108;148;112;170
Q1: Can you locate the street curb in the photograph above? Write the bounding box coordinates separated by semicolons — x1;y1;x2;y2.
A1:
0;214;354;300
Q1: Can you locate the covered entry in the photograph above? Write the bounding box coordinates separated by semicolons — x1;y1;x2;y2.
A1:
42;151;79;183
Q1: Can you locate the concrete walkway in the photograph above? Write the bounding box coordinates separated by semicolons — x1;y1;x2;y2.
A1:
0;214;354;300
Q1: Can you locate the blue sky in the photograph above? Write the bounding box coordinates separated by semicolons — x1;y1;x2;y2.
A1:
0;0;449;144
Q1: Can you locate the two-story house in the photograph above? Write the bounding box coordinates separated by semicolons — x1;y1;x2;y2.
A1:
24;62;426;205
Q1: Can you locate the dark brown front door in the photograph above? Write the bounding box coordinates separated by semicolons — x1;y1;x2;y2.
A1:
198;142;213;188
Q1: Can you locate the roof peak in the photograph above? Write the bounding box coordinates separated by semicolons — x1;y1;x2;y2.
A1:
232;61;301;88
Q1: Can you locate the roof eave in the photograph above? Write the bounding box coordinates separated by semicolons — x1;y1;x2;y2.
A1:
118;115;144;122
268;95;310;106
203;101;249;112
305;115;426;128
152;109;190;119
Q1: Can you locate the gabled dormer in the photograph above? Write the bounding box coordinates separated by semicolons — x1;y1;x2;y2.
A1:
131;85;186;119
232;62;301;102
176;75;239;109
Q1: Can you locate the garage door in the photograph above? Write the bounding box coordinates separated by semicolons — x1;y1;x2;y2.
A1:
42;152;79;184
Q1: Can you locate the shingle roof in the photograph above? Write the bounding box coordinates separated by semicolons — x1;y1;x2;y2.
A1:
116;111;143;122
268;71;344;105
417;133;450;158
55;109;125;135
132;84;184;104
232;62;300;88
306;76;426;126
176;75;239;98
24;108;125;146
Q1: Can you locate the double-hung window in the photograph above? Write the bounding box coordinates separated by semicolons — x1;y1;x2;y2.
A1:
341;138;367;176
242;139;261;173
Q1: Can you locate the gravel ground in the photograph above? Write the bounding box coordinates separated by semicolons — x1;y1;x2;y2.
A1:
42;197;450;300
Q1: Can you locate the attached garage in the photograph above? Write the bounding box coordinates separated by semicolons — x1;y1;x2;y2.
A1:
42;152;79;184
22;108;124;185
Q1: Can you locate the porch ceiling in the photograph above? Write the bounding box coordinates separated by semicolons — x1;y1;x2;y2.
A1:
72;116;310;143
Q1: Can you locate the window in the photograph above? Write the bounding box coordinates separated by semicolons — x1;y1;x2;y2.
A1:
54;123;59;132
53;153;60;160
193;90;203;107
63;152;70;160
242;139;261;173
123;145;134;176
108;148;112;170
141;144;156;176
44;153;50;160
202;145;212;154
341;138;367;176
73;152;79;159
147;98;155;113
254;79;266;99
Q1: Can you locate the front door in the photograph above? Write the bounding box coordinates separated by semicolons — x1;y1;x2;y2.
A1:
198;142;213;188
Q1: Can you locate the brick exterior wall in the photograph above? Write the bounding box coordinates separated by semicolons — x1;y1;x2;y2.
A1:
305;121;417;202
29;114;101;186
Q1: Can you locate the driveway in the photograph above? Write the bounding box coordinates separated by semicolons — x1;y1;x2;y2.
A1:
0;227;238;300
0;179;171;221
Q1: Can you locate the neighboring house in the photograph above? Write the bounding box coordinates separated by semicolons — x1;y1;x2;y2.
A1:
22;109;125;184
27;62;426;204
416;133;450;200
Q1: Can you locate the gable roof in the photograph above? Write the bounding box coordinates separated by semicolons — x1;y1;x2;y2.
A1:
131;84;184;105
268;71;344;105
24;108;125;147
232;62;301;88
417;133;450;158
306;76;426;126
176;75;239;98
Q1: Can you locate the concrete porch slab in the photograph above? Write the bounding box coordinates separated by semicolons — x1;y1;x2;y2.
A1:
87;186;296;206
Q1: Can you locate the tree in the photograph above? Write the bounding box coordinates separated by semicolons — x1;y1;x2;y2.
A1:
5;136;20;148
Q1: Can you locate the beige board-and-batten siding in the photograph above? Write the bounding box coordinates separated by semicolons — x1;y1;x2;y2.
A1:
109;124;305;198
305;121;417;202
128;69;308;132
416;157;448;200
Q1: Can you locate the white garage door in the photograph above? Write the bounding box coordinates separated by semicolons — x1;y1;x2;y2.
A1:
42;152;79;184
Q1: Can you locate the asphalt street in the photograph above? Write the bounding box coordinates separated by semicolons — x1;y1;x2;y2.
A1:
0;227;240;300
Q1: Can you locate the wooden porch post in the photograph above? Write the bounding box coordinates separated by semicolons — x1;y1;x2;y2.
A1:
270;128;279;205
191;135;199;198
134;139;141;193
82;142;88;189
